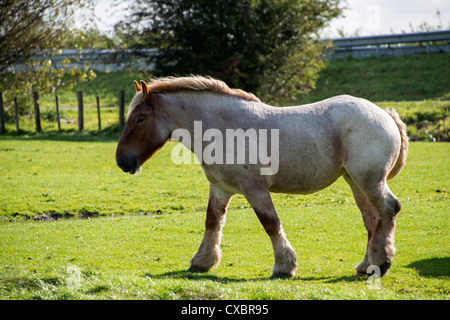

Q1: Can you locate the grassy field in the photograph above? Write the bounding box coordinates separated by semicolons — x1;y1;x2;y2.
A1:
302;53;450;141
0;138;448;299
0;53;448;300
301;53;450;103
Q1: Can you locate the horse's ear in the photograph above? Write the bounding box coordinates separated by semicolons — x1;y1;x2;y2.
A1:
134;80;142;92
140;80;151;100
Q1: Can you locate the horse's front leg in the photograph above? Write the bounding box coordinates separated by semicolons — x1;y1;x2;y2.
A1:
242;184;298;278
188;184;233;272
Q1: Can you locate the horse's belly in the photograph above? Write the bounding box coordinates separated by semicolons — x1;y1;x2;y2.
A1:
268;174;342;194
266;159;344;195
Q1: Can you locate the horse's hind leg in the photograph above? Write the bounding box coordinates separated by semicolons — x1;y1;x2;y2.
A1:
189;184;233;272
344;173;401;277
366;185;400;276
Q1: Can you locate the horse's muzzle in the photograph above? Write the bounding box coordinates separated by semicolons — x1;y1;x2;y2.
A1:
116;153;141;174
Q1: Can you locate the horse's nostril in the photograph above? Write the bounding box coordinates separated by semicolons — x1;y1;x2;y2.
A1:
117;157;126;169
117;153;138;173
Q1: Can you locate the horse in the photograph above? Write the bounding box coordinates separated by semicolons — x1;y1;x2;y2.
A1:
115;76;408;278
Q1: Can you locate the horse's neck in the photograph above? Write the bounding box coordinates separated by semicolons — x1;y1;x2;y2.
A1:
161;92;260;131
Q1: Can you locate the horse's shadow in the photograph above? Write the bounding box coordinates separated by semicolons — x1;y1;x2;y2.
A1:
143;270;269;283
406;257;450;278
143;270;363;284
144;257;450;283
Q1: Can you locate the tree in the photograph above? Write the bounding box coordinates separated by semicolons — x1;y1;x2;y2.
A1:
0;0;95;116
116;0;341;103
62;27;120;49
0;0;94;72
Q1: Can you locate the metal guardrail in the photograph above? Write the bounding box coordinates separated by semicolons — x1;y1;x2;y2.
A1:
327;30;450;59
9;31;450;72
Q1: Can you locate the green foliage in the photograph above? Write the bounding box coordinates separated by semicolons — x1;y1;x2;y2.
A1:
117;0;341;103
1;0;88;71
1;56;96;115
61;28;122;49
376;100;450;141
0;140;448;299
0;0;96;114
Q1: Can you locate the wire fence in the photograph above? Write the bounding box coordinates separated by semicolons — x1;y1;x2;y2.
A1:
0;90;126;134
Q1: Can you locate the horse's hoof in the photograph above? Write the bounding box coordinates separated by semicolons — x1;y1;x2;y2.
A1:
379;261;392;277
355;261;391;278
187;265;209;273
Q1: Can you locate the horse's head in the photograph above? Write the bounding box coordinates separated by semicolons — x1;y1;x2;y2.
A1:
115;80;171;174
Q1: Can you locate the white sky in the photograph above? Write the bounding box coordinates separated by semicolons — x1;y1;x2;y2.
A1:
88;0;450;38
322;0;450;37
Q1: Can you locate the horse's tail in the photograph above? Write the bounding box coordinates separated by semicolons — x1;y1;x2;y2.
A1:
385;108;409;181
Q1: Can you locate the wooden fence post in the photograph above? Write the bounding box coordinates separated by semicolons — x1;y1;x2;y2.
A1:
77;90;84;132
55;93;61;132
119;90;125;130
33;91;42;133
0;92;5;134
96;95;101;130
13;97;19;133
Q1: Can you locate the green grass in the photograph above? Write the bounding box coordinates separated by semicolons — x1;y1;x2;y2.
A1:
298;53;450;141
0;139;448;299
2;70;150;136
301;53;450;103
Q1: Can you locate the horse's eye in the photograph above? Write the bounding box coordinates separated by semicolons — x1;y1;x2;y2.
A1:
136;118;145;125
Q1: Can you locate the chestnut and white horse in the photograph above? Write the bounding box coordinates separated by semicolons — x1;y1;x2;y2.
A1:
115;76;408;278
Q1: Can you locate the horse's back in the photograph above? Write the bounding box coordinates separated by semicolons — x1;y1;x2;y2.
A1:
264;95;401;194
282;95;399;145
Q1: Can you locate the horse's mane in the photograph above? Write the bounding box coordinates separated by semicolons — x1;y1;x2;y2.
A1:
128;76;260;117
149;76;260;102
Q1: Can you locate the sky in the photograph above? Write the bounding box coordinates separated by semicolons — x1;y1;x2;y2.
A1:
322;0;450;37
89;0;450;39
